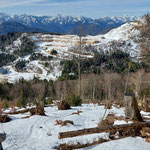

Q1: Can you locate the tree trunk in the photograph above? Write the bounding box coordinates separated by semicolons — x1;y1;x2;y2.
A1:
59;122;150;139
124;95;143;121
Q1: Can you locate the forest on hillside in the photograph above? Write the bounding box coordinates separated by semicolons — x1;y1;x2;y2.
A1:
0;14;150;109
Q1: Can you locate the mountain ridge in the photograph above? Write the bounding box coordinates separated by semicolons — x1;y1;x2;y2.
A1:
0;13;137;35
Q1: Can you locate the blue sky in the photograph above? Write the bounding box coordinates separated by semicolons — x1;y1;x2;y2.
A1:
0;0;150;18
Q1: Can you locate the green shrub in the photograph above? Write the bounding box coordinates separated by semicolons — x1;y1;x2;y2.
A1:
16;90;27;108
2;99;9;109
66;94;82;106
15;60;27;71
51;49;58;55
45;97;53;105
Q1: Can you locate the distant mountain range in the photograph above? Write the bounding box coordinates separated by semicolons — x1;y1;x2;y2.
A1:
0;12;137;35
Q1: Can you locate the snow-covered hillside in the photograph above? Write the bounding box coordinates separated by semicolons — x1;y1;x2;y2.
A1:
1;104;150;150
0;19;143;83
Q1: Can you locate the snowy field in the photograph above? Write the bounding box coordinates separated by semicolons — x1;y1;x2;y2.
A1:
1;104;150;150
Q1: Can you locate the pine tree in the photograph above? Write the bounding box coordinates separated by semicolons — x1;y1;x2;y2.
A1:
16;90;26;108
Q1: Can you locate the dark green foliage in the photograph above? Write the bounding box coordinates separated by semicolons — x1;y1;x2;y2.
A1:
59;50;140;80
59;60;78;80
94;50;132;73
0;32;22;51
0;33;36;67
66;94;82;106
0;53;16;67
16;90;27;108
29;53;53;61
141;86;150;98
51;50;58;55
15;60;28;71
13;36;35;57
45;97;53;105
89;50;140;73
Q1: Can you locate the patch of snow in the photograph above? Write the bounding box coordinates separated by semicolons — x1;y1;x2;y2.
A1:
79;137;150;150
1;104;150;150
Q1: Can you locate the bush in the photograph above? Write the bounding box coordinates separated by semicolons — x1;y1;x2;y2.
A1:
16;90;27;108
2;99;9;109
51;49;58;55
66;94;82;106
45;97;53;105
15;60;27;71
57;100;71;110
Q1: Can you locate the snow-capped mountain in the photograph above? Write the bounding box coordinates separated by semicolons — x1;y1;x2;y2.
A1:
0;18;143;83
0;13;137;35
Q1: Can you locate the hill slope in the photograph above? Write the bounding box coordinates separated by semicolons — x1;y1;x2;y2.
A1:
0;19;143;83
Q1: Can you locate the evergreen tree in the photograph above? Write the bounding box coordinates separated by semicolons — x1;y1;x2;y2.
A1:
16;90;26;108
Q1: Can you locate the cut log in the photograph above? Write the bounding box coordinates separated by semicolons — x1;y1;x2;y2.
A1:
59;122;150;139
6;108;30;115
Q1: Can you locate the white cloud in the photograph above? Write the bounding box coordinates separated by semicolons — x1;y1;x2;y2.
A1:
0;0;100;8
0;0;44;8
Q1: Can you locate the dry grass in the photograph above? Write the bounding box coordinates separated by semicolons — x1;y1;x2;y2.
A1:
71;110;82;115
140;127;150;137
0;101;16;109
97;113;131;128
98;114;115;128
55;120;74;126
138;100;150;112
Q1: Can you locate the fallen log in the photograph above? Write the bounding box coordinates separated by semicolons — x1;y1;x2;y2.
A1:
5;108;30;115
59;122;150;139
58;138;110;150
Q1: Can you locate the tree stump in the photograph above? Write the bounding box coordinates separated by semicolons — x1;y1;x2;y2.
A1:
30;107;45;116
123;95;143;121
0;115;11;123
